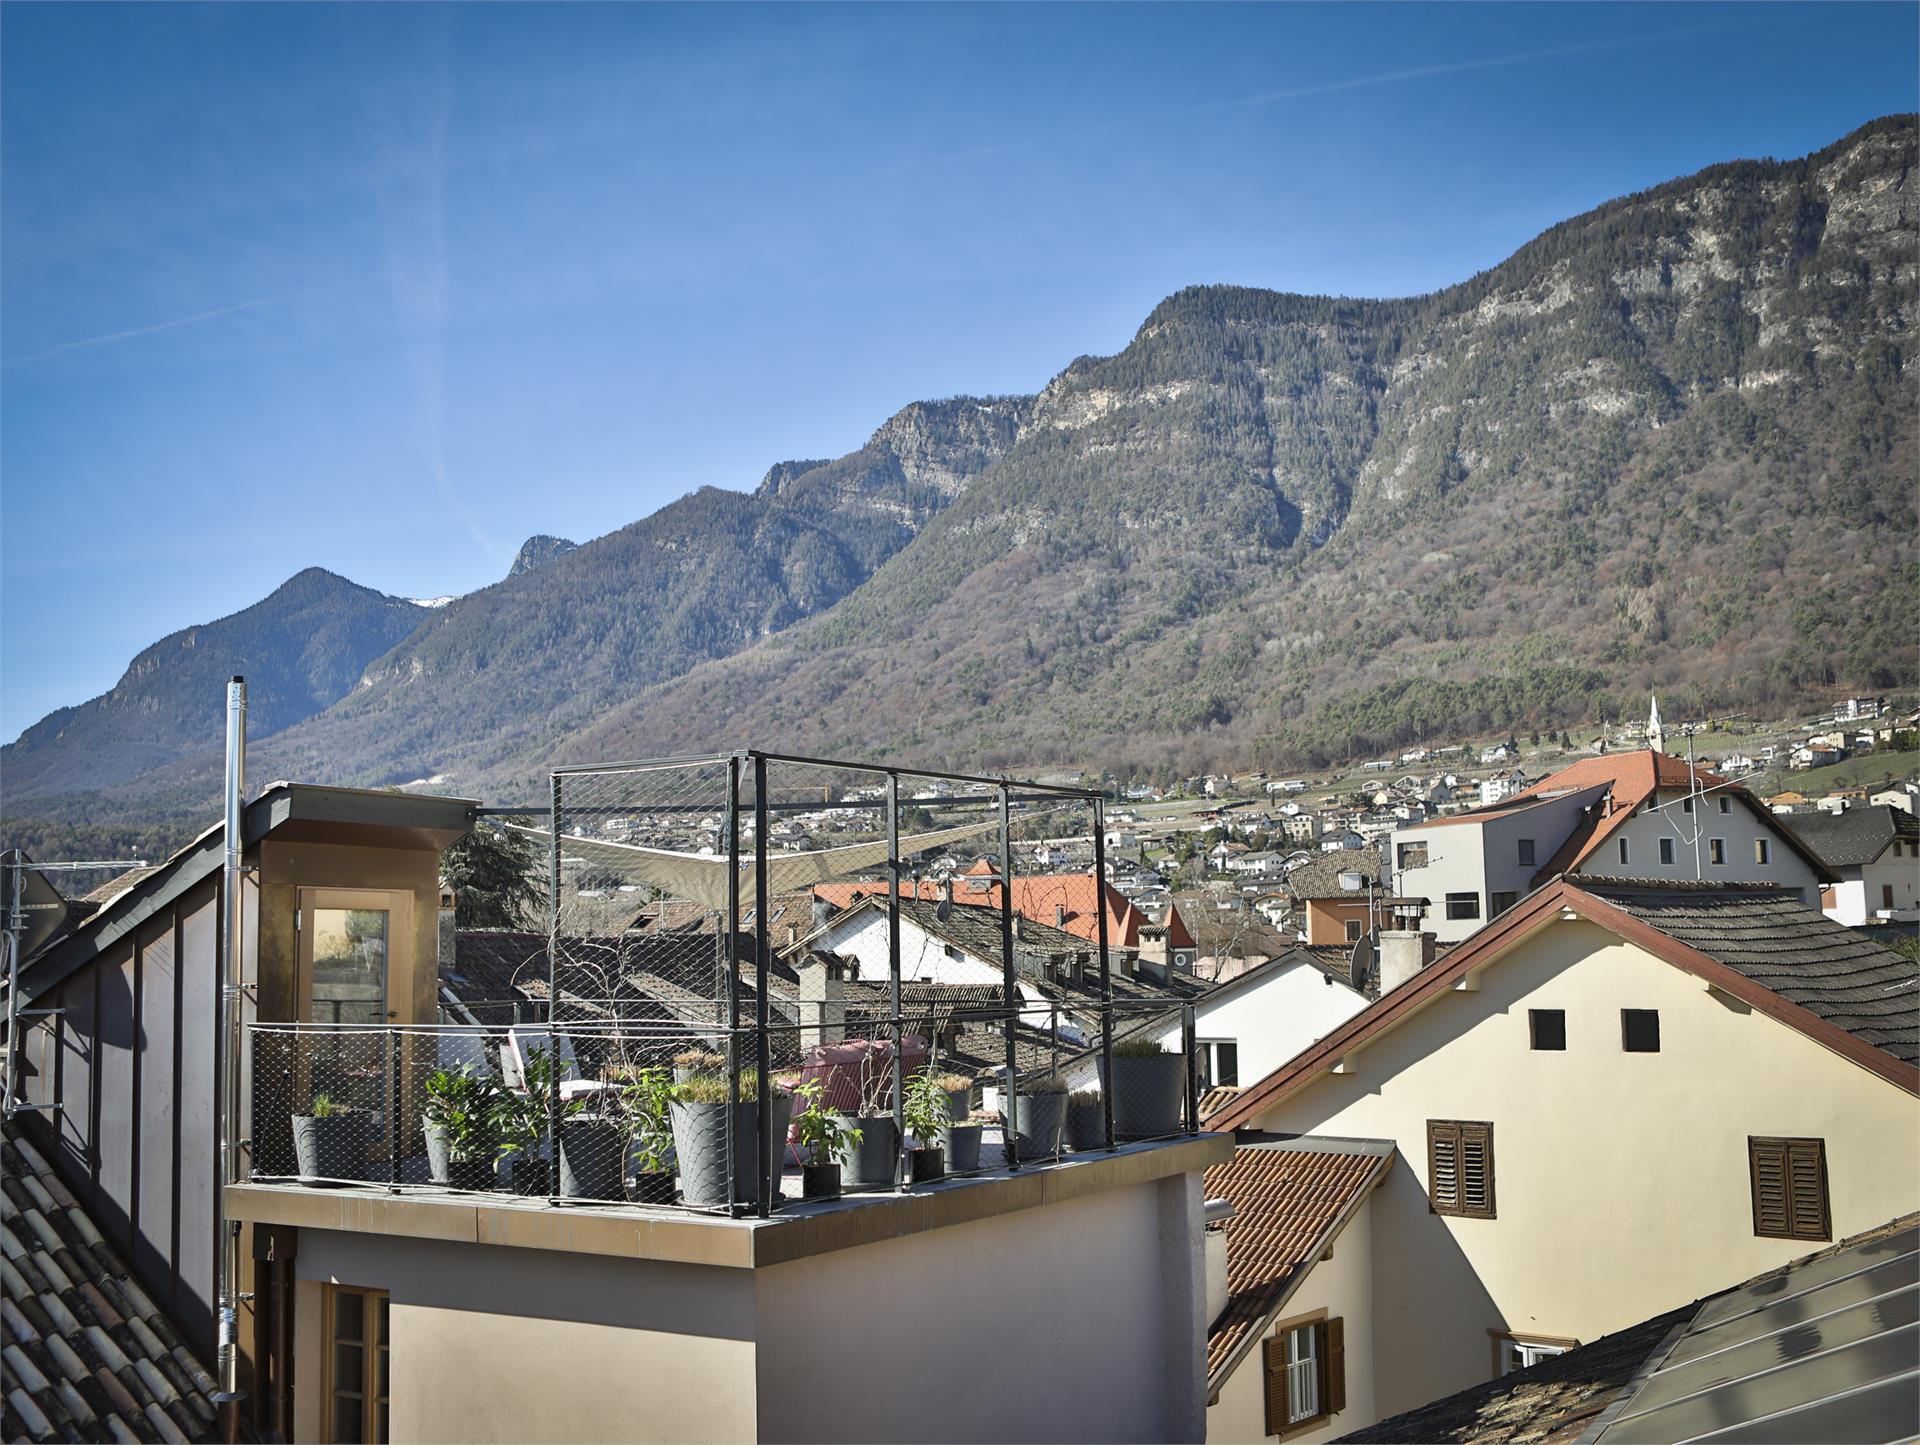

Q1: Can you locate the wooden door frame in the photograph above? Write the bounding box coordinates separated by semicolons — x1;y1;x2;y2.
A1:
296;888;416;1025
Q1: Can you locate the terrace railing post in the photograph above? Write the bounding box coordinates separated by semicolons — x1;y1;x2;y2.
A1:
546;773;564;1202
753;754;772;1217
727;756;743;1214
387;1027;400;1192
887;771;905;1189
1093;796;1114;1152
998;784;1019;1171
1183;1003;1200;1135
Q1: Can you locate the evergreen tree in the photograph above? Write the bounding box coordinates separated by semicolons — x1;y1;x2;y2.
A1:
442;824;544;930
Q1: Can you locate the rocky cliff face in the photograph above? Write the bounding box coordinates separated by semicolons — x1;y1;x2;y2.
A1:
508;534;578;577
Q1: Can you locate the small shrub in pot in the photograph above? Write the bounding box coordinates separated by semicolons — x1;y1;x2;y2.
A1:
1106;1035;1185;1139
291;1094;365;1183
1009;1074;1068;1160
613;1066;677;1205
669;1069;793;1208
673;1048;725;1085
1065;1089;1106;1151
790;1078;861;1200
942;1114;988;1173
934;1072;973;1122
422;1066;505;1190
902;1071;949;1184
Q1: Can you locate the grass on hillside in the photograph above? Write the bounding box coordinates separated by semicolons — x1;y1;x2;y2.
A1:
1764;750;1920;796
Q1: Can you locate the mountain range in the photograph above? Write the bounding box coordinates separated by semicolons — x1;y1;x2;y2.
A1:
5;116;1915;848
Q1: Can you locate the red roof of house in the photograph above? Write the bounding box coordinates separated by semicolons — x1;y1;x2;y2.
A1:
812;870;1194;951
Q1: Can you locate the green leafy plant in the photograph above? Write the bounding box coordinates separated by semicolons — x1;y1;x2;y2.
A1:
309;1094;346;1119
1112;1035;1170;1058
490;1046;581;1161
423;1065;505;1164
902;1069;952;1144
789;1077;861;1164
613;1066;676;1174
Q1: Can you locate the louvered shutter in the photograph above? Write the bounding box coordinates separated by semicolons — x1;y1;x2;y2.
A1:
1750;1138;1791;1237
1428;1121;1461;1213
1785;1139;1831;1241
1324;1317;1346;1414
1461;1122;1496;1218
1263;1336;1291;1436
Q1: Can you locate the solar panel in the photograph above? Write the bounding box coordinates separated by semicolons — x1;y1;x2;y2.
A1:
1688;1228;1917;1332
1663;1253;1920;1369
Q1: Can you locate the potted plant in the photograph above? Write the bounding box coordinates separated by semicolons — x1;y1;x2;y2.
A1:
491;1046;578;1195
291;1094;363;1183
1065;1089;1106;1151
1009;1074;1068;1160
422;1066;504;1190
902;1070;949;1183
790;1078;860;1200
614;1066;677;1205
1106;1034;1185;1139
934;1072;974;1122
942;1114;988;1174
669;1068;793;1207
836;1059;900;1187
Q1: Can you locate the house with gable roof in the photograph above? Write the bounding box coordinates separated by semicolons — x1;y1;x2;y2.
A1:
1205;877;1919;1420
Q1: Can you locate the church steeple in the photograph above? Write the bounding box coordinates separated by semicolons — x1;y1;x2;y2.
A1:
1648;693;1665;755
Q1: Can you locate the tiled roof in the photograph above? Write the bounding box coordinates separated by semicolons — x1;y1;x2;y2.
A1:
1198;1085;1242;1117
812;870;1197;951
1203;1140;1395;1384
1336;1307;1692;1444
1778;804;1917;868
1582;882;1920;1066
1285;848;1383;901
1;1125;219;1444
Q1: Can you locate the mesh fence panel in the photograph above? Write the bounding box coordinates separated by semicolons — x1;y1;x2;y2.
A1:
249;753;1196;1216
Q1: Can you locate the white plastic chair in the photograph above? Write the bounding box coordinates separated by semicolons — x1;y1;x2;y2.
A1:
504;1026;607;1102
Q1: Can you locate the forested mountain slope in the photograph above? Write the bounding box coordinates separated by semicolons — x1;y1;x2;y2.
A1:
8;117;1914;836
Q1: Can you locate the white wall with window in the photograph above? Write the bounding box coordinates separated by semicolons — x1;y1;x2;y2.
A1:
1593;792;1820;897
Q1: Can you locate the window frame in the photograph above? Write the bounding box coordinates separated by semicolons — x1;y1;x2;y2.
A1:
1709;838;1726;866
1490;1330;1579;1376
1517;838;1536;867
1261;1311;1347;1439
1445;892;1482;922
1197;1038;1240;1089
1427;1119;1496;1219
1617;836;1630;866
1749;1136;1831;1242
1754;838;1771;866
322;1284;390;1445
1529;1008;1566;1051
1344;918;1364;942
1658;836;1676;866
1621;1008;1661;1053
1719;796;1732;814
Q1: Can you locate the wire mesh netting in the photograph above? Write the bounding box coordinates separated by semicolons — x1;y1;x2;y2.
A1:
247;751;1203;1216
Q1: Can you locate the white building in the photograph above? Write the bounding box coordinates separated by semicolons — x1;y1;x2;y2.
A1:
1784;805;1920;925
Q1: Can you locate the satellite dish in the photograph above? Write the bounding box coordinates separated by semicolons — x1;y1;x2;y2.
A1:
2;850;69;960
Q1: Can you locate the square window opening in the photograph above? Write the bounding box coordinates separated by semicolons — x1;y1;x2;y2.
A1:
1621;1009;1660;1052
1529;1009;1566;1051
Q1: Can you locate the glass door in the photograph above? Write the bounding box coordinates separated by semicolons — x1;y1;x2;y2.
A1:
296;889;414;1168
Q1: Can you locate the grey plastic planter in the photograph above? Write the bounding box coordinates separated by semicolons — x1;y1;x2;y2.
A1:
1065;1092;1107;1151
670;1096;794;1207
290;1114;364;1183
942;1122;984;1173
558;1118;626;1201
1009;1091;1065;1159
837;1115;899;1186
423;1122;497;1190
1107;1052;1186;1138
946;1087;971;1122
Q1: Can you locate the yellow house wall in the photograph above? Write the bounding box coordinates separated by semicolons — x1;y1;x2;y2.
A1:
1245;918;1920;1416
1207;1195;1378;1445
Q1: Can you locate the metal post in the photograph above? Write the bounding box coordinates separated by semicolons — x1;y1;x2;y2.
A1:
1093;797;1114;1151
386;1029;399;1192
726;757;742;1214
4;860;23;1120
753;756;772;1216
998;785;1019;1170
214;677;247;1436
546;773;562;1200
1182;1003;1200;1134
887;773;905;1189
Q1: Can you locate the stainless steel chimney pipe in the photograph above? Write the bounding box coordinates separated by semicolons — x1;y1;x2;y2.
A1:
214;677;247;1436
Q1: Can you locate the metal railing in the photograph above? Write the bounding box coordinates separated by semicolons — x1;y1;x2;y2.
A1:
247;749;1206;1216
245;999;1202;1216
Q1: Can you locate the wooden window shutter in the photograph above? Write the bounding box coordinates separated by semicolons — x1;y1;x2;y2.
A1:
1324;1317;1347;1415
1263;1336;1291;1436
1751;1137;1830;1241
1428;1121;1461;1213
1430;1120;1495;1218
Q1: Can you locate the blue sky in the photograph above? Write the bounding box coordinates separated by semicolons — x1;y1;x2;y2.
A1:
3;2;1915;741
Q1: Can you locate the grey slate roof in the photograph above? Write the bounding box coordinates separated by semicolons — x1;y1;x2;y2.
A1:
1;1126;219;1443
1778;804;1917;869
1583;883;1920;1066
1286;846;1384;901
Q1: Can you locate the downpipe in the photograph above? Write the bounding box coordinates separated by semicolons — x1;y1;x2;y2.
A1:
215;677;248;1439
